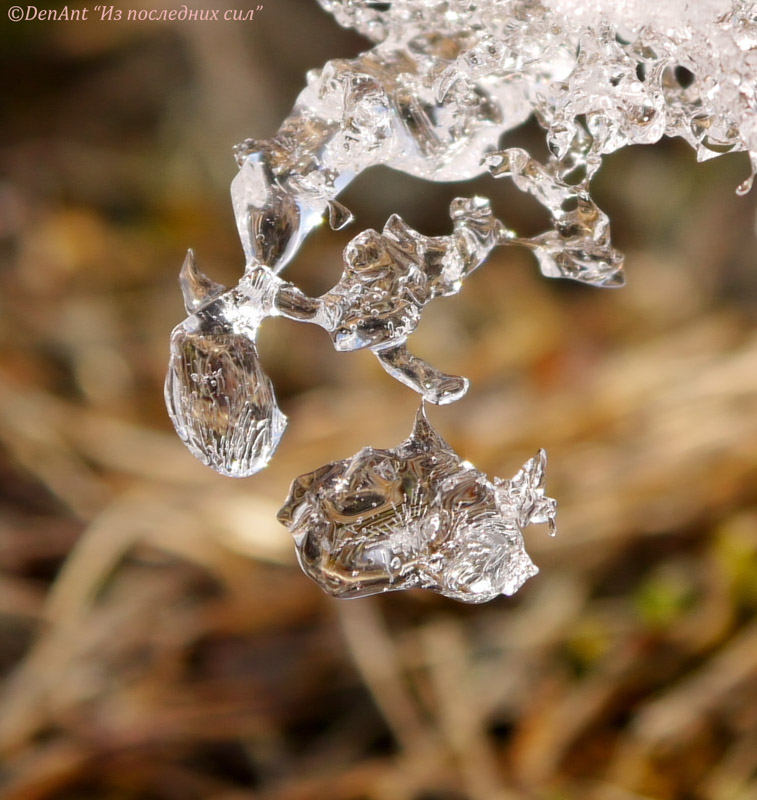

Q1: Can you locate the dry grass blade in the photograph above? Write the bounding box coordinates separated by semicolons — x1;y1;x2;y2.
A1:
1;2;756;798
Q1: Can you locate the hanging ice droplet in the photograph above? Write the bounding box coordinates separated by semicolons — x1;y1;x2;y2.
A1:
165;262;287;478
277;405;556;603
165;0;757;600
327;199;355;230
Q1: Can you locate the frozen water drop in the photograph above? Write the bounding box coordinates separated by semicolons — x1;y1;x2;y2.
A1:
167;0;757;602
327;199;355;230
166;319;287;477
166;268;287;477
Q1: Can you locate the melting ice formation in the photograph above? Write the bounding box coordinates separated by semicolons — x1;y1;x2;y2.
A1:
278;405;557;602
165;197;506;475
166;0;756;599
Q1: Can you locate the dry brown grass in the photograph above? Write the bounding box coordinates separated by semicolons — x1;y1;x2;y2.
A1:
1;3;757;798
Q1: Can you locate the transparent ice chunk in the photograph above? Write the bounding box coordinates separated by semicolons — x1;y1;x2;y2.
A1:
166;197;504;476
321;197;507;349
487;148;625;287
179;249;226;312
165;261;287;478
273;197;507;404
375;344;469;405
277;405;556;602
231;149;329;273
165;0;755;603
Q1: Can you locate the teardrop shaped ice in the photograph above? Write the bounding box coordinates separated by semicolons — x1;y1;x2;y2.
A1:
165;266;287;478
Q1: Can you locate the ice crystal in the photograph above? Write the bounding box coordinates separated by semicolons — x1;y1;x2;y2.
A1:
165;0;756;599
165;254;287;478
275;196;508;404
277;405;556;602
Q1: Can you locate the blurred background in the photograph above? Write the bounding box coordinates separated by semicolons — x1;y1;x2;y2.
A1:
1;2;757;798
